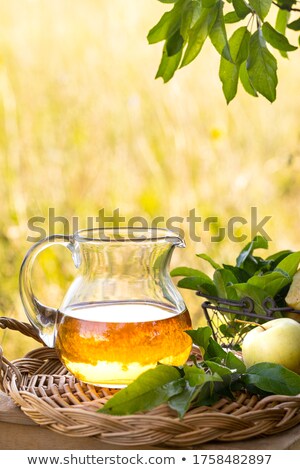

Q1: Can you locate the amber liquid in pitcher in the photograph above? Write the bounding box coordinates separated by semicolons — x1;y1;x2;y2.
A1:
56;302;192;387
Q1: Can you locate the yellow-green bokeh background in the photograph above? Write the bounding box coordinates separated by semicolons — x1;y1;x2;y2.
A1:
0;0;300;359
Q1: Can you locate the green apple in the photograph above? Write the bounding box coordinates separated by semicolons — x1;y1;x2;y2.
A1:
242;318;300;374
285;270;300;311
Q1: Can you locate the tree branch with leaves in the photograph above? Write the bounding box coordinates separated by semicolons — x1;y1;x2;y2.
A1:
148;0;300;103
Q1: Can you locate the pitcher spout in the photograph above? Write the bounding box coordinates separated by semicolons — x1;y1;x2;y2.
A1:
170;234;185;248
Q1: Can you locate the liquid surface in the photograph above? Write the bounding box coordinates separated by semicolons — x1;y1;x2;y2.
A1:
56;303;192;387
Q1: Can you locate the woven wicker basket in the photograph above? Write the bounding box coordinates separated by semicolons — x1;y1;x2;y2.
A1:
1;316;300;448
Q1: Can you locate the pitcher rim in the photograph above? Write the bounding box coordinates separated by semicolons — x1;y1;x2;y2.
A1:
74;227;185;245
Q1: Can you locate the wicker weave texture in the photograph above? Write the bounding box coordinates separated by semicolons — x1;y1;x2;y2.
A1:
1;316;300;447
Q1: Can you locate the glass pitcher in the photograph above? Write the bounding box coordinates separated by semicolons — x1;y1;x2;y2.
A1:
20;227;193;387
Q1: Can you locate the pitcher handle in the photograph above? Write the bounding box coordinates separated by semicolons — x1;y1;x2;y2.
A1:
19;235;73;348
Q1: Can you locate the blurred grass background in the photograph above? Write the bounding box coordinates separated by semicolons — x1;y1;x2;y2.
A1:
0;0;300;359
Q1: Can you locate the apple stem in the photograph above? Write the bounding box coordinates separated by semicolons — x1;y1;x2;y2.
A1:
235;319;267;330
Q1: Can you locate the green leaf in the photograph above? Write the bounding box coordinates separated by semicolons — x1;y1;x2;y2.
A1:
276;9;290;33
219;323;236;338
181;4;219;67
247;270;291;297
194;381;221;406
247;30;278;103
224;11;241;23
159;1;179;3
275;251;300;278
184;365;223;385
169;366;223;416
276;9;291;58
287;18;300;31
225;351;246;373
196;253;221;269
239;61;258;97
231;283;270;315
186;326;212;356
250;256;273;274
168;381;199;417
248;0;272;21
166;29;184;56
222;264;251;282
262;22;297;51
184;364;205;383
232;0;252;18
147;0;185;44
219;26;250;103
219;59;239;103
180;0;202;40
177;276;218;295
203;0;219;6
239;256;263;276
227;26;250;64
236;235;269;268
266;249;293;264
209;1;232;61
99;365;184;415
205;337;227;360
156;44;183;82
213;268;238;298
205;360;233;376
171;266;209;277
224;285;240;302
243;363;300;396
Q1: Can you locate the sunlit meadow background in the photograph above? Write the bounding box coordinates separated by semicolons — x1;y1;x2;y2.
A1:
0;0;300;359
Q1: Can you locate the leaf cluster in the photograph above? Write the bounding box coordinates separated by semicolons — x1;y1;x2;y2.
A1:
172;235;300;312
148;0;300;102
98;326;300;417
171;236;300;342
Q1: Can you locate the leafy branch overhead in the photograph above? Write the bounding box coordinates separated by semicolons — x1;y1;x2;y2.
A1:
148;0;300;103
